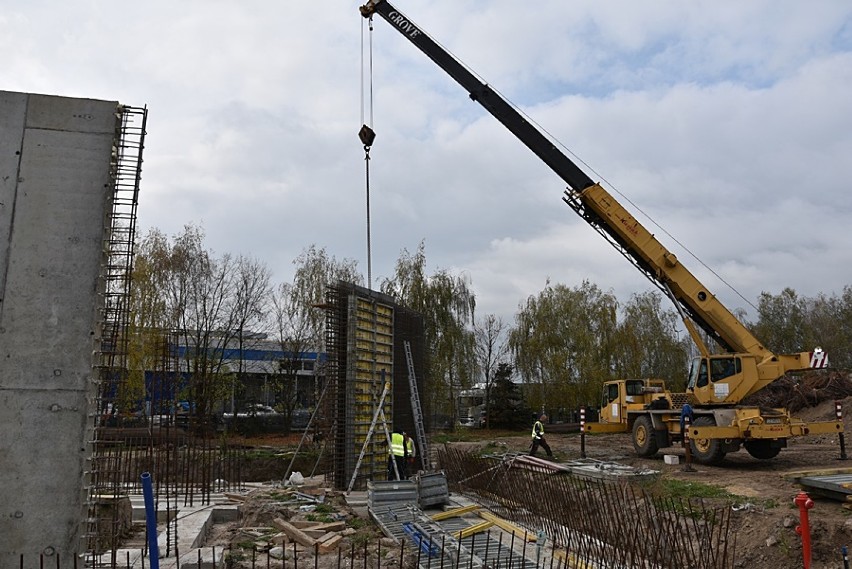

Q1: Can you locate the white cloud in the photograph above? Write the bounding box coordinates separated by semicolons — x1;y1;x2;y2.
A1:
3;0;851;328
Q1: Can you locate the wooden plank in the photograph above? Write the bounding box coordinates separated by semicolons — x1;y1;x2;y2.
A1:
319;534;343;553
271;518;317;547
310;521;346;532
289;520;322;529
318;532;340;543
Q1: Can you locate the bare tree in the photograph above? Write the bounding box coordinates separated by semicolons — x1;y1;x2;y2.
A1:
166;227;238;428
270;281;317;431
130;224;245;432
474;313;509;429
227;255;273;414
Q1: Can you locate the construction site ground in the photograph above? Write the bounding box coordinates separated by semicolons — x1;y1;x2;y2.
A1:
448;398;852;569
158;384;852;569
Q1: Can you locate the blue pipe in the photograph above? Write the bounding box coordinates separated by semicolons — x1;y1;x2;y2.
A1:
140;472;160;569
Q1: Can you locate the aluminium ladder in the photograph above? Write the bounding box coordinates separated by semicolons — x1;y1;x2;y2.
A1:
347;381;397;493
405;340;430;470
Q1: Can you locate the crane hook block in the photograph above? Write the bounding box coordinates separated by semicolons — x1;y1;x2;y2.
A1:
359;124;376;148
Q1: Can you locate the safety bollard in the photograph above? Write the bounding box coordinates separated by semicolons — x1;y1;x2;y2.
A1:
836;401;848;460
794;491;815;569
579;407;586;459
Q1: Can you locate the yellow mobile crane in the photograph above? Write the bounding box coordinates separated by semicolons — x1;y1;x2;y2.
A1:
360;1;843;464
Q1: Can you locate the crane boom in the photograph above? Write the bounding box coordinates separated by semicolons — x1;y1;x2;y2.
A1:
360;0;594;194
360;0;828;405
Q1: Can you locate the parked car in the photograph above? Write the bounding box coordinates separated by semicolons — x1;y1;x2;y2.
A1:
223;403;277;418
291;408;311;430
243;404;276;416
458;417;476;427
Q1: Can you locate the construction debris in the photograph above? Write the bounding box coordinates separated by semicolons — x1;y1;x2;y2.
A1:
743;371;852;412
269;516;346;551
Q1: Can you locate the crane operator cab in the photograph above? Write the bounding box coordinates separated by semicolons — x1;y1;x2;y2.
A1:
687;355;745;404
598;378;668;424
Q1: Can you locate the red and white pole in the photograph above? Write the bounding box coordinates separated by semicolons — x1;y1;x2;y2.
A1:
682;414;695;472
837;401;848;460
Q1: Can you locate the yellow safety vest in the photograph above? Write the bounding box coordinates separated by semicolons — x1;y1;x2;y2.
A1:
391;432;406;457
406;437;416;458
531;421;544;439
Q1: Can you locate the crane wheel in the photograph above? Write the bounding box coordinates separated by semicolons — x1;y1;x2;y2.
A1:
690;416;726;465
744;440;782;460
632;416;659;457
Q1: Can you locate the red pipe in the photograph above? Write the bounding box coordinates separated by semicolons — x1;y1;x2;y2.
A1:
794;491;815;569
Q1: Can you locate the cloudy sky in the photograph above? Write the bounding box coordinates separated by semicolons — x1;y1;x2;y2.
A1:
4;1;851;325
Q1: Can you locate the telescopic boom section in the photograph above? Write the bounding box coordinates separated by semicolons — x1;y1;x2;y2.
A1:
360;0;594;193
562;185;771;358
359;0;797;365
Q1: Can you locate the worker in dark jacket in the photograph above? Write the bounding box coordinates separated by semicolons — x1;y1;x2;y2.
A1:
404;433;417;474
530;414;553;457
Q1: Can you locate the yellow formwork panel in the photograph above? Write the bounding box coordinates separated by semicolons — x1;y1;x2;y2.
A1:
455;521;493;540
346;292;395;484
430;504;480;521
477;511;537;541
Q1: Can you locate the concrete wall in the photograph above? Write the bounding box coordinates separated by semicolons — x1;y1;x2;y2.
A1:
0;91;119;562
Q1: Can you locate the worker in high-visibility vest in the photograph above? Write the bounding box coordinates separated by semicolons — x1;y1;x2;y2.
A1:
388;431;408;479
530;414;553;458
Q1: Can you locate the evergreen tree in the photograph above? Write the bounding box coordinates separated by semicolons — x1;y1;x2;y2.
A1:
487;363;527;429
